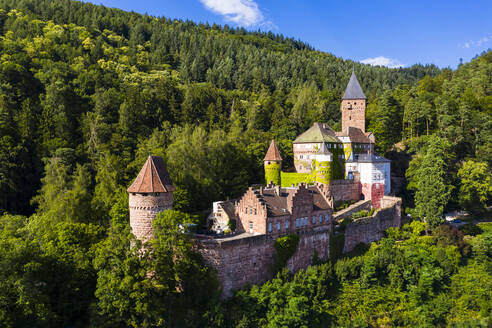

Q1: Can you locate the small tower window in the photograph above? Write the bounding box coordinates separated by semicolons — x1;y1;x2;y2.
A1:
349;116;351;120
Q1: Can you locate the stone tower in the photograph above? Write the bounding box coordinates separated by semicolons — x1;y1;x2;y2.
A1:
127;156;175;241
264;140;282;185
341;71;367;133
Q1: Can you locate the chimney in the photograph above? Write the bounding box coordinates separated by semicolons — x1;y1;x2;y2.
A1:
259;186;264;195
275;185;281;196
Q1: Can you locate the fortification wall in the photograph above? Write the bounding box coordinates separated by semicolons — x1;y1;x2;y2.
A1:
333;200;371;220
197;196;401;297
343;196;401;253
328;179;361;202
197;228;331;297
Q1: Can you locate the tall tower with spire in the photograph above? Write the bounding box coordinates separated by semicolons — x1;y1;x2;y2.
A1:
127;156;175;241
341;71;367;133
264;140;282;185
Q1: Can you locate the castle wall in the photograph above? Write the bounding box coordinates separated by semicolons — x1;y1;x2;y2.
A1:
129;192;173;241
333;200;371;220
343;196;401;253
197;196;401;298
197;227;331;297
328;179;362;202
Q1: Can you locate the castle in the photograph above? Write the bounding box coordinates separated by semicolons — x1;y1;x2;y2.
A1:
127;72;401;297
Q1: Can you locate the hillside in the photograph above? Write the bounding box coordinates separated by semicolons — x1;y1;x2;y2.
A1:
0;0;444;216
0;1;490;327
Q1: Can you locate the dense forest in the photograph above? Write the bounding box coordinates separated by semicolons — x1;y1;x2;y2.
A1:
0;0;490;327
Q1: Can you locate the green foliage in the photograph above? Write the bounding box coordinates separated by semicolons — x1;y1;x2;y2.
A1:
351;208;376;220
460;223;483;236
272;234;300;273
223;223;492;327
264;161;281;185
407;136;453;228
330;233;346;260
280;172;314;187
458;160;492;214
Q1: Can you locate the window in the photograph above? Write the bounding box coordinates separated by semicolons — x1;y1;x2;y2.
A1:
250;208;253;214
319;215;323;223
249;221;253;230
277;222;281;231
296;218;299;227
254;209;257;215
325;214;330;222
312;216;316;224
328;144;332;148
268;223;272;232
285;221;289;229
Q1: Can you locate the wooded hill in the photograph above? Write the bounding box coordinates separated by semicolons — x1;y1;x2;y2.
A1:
0;1;490;327
0;0;443;217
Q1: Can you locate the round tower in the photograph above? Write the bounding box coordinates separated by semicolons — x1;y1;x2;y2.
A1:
264;140;282;186
313;142;333;184
127;156;175;242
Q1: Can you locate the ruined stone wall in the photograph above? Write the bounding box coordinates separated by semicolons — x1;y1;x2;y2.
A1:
198;228;331;297
129;192;173;241
343;196;401;253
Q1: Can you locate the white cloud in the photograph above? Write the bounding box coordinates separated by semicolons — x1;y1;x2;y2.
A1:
199;0;272;28
360;56;404;68
460;35;492;48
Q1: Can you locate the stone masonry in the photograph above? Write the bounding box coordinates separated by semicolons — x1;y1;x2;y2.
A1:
197;227;331;298
129;192;174;241
343;196;402;253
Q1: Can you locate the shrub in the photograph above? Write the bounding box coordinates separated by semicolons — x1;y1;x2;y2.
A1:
460;223;482;236
272;234;300;273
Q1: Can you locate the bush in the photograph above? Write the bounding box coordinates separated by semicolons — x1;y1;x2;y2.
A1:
272;234;300;273
460;223;482;236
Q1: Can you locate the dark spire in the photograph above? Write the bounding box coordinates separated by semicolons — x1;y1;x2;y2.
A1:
343;71;366;100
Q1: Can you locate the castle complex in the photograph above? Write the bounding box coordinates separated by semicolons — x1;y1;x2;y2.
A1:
128;72;402;297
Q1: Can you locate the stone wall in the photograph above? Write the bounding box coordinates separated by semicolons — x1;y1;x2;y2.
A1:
341;99;366;133
197;196;401;298
343;196;401;253
129;192;173;241
327;179;362;202
198;227;331;297
333;199;371;220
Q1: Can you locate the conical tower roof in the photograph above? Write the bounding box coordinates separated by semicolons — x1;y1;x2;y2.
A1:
316;142;332;155
264;140;282;161
343;71;366;100
127;156;176;193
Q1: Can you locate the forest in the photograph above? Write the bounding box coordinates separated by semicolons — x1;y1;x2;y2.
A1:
0;0;490;327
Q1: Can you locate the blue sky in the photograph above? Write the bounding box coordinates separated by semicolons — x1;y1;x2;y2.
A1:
84;0;491;68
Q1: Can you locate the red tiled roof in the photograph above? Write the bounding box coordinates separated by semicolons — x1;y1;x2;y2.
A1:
127;156;176;193
264;140;282;161
336;127;372;144
260;185;331;217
